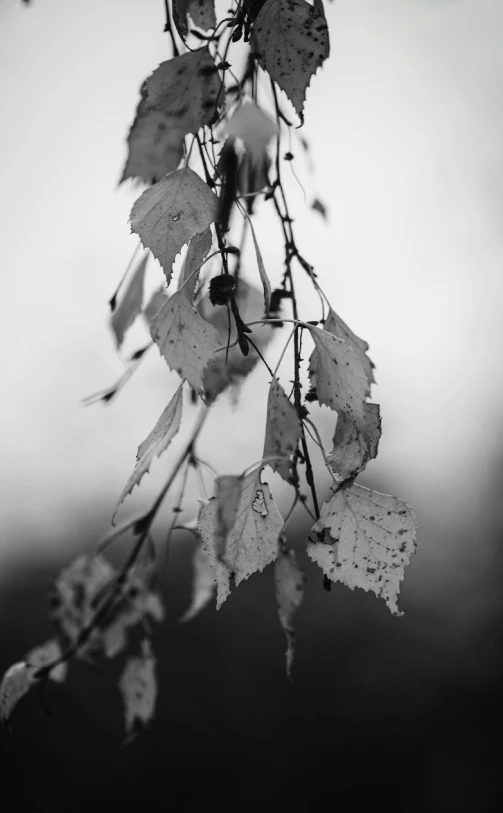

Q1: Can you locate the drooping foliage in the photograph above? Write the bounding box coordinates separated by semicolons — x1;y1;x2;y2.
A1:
2;0;417;737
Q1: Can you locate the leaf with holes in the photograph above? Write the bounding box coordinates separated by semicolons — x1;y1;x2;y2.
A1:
263;377;302;482
180;541;216;622
308;484;418;616
119;639;157;736
319;308;375;387
178;227;213;301
254;0;330;122
275;546;305;678
307;323;370;431
145;48;221;135
151;291;221;392
121;89;184;185
327;403;381;483
112;384;183;522
111;254;147;349
130;166;219;283
197;467;284;608
173;0;216;38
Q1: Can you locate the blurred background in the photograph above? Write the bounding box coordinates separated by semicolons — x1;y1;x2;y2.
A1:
1;0;502;809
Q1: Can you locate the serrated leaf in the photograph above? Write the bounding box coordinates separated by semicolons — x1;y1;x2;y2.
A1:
308;485;418;616
198;467;284;607
254;0;330;121
113;384;183;521
25;639;67;683
119;639;157;735
307;324;370;431
275;546;305;678
178;227;213;301
145;48;221;136
180;541;216;622
320;308;375;387
151;292;221;391
111;254;147;349
0;663;34;724
130;167;219;283
327;403;381;483
263;377;302;481
198;280;274;403
173;0;216;38
121;90;184;185
226;102;278;166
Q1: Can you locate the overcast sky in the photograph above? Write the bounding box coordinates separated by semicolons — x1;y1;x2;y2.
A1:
1;0;503;578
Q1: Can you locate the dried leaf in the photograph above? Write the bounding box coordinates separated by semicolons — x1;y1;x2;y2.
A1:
198;280;274;403
173;0;216;37
0;663;34;724
275;546;305;678
130;167;219;283
198;467;283;607
226;102;278;166
308;484;418;616
25;639;67;683
307;323;370;432
111;254;147;349
119;639;157;735
121;90;184;185
249;221;271;314
145;48;221;135
327;403;381;483
254;0;330;121
180;541;216;622
113;384;183;521
150;292;221;392
263;377;302;481
321;308;375;387
178;227;213;301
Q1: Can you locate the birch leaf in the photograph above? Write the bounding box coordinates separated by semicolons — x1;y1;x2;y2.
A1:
145;48;221;135
180;541;216;622
25;639;67;683
307;324;370;431
321;308;375;387
226;102;278;166
263;378;302;482
150;292;221;392
173;0;216;37
121;89;184;185
0;663;34;725
119;639;157;735
111;254;147;349
178;227;213;301
308;485;418;616
254;0;330;122
198;467;284;608
327;403;381;483
130;166;219;283
214;475;244;560
198;280;274;403
113;384;183;521
143;288;169;325
275;546;305;678
249;221;271;314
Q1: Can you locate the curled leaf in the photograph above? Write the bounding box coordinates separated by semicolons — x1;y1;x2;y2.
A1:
178;227;213;301
263;377;302;481
180;542;216;622
111;254;147;349
112;384;184;521
275;546;305;678
119;639;157;736
327;403;381;483
0;663;34;725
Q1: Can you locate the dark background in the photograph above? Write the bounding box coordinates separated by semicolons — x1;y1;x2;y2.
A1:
1;471;501;812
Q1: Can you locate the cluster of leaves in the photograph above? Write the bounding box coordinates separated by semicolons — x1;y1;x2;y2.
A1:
2;0;417;739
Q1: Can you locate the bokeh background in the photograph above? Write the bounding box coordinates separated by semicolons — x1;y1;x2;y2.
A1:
1;0;502;809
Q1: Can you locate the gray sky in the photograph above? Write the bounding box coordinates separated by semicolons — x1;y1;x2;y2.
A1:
1;0;502;578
